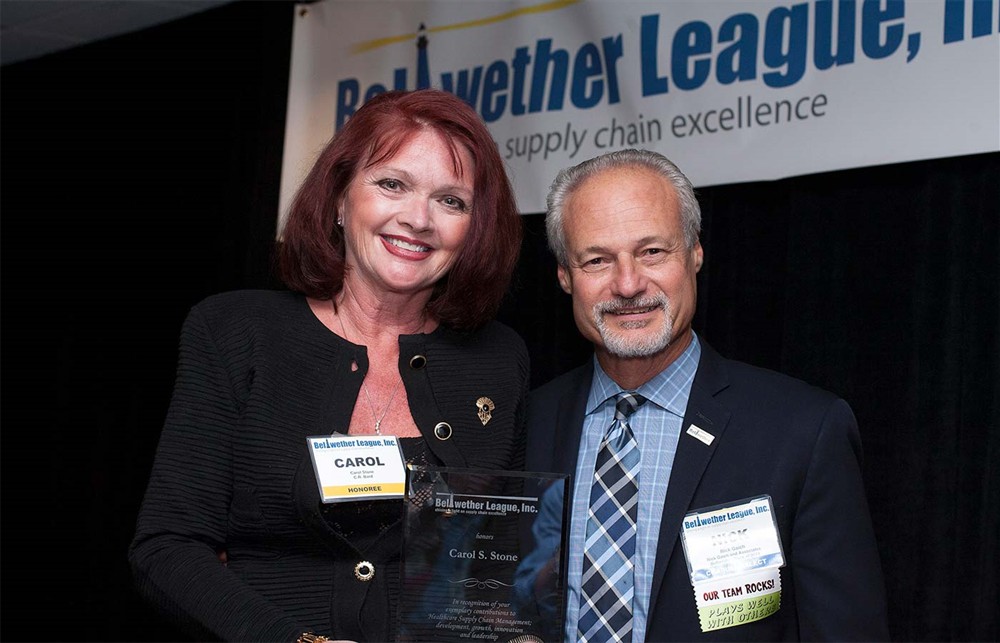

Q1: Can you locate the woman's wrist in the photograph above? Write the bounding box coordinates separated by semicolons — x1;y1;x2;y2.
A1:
297;633;329;643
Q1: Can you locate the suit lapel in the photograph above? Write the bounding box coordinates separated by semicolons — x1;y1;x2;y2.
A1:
648;341;731;611
553;361;593;475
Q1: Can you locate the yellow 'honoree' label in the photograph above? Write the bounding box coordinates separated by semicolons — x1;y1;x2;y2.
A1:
323;482;407;498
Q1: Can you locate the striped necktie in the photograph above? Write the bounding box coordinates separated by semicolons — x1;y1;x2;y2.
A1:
578;391;647;643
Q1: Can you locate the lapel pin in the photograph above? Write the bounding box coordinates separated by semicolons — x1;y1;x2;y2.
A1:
686;424;715;446
475;397;495;426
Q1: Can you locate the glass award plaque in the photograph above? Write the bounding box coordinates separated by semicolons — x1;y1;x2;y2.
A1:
398;466;570;643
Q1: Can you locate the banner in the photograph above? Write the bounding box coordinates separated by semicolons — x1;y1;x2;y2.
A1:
279;0;999;221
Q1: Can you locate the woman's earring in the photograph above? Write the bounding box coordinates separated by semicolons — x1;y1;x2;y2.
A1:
337;216;343;226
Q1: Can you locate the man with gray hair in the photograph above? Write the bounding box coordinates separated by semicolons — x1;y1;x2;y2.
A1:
524;149;888;642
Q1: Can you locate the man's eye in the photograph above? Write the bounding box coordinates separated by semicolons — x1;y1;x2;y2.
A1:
580;257;610;273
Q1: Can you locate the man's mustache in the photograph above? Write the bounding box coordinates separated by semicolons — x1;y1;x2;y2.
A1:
594;294;668;315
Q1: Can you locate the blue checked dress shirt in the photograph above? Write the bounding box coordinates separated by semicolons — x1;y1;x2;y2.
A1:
564;334;701;643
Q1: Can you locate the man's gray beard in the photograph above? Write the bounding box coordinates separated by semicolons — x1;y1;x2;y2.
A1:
593;294;673;358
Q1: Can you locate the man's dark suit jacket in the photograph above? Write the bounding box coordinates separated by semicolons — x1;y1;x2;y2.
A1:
525;340;889;641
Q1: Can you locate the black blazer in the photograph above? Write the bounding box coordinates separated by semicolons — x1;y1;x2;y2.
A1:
525;339;889;641
130;291;530;642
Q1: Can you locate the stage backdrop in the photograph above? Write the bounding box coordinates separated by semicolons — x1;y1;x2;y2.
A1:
280;0;999;222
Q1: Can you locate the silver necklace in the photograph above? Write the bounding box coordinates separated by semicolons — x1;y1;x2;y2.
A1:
362;377;399;435
335;304;400;435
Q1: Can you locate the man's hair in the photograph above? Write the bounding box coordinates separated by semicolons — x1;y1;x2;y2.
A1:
545;148;701;266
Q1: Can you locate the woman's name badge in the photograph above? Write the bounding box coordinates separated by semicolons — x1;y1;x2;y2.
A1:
306;434;406;503
680;496;785;632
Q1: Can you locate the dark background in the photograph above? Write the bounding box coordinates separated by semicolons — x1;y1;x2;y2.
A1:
2;2;997;641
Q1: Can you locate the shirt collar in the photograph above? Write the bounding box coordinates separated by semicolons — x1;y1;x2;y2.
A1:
586;332;702;418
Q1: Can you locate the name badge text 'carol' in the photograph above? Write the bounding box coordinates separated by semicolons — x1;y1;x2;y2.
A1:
307;434;406;503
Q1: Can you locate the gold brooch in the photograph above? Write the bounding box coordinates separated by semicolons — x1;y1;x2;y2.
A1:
476;397;495;426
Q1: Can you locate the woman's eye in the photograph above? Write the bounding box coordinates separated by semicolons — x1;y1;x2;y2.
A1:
378;179;401;191
441;196;467;211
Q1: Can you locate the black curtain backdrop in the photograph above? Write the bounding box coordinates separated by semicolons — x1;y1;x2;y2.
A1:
2;2;997;642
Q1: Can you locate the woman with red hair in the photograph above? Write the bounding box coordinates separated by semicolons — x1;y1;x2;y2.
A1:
130;89;527;642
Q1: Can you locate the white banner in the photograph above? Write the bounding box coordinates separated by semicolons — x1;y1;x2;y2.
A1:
280;0;999;221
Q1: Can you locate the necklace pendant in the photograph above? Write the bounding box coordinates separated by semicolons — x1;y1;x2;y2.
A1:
374;419;382;435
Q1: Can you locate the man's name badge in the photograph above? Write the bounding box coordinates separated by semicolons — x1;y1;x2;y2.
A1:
680;495;785;632
306;434;406;503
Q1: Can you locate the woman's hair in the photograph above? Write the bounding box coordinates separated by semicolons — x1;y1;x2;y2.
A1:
545;148;701;267
278;89;522;330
